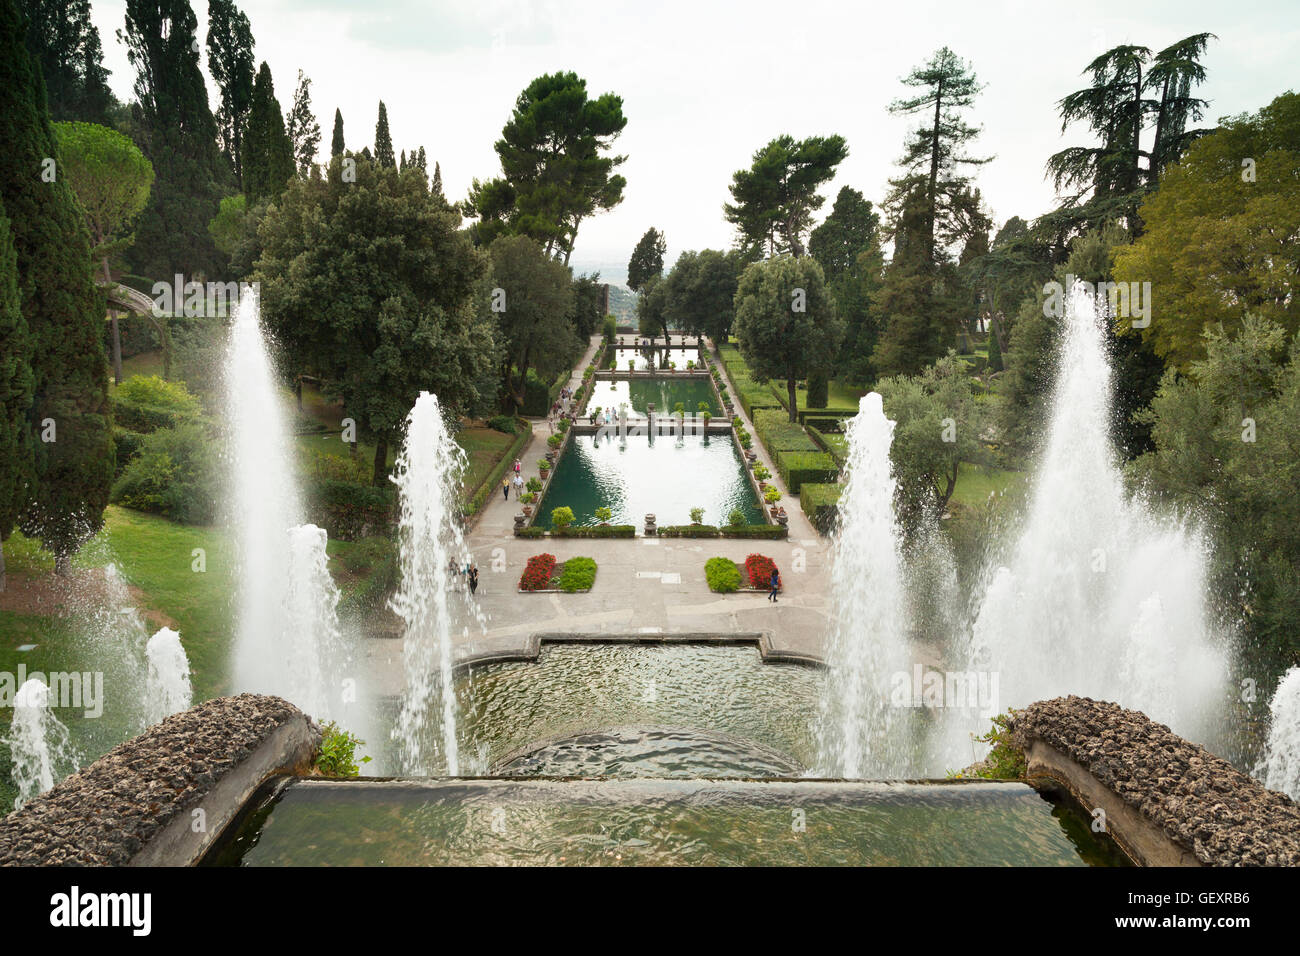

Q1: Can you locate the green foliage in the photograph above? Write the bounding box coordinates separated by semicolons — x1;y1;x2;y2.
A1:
800;482;842;534
628;227;666;292
22;0;114;124
968;713;1026;780
114;375;202;415
705;556;742;593
257;153;498;484
0;206;32;548
726;507;745;527
763;486;782;504
725;134;848;257
244;62;296;203
52;121;154;266
304;477;395;540
602;315;617;342
733;256;844;422
689;506;705;524
775;451;838;493
554;556;597;592
545;524;635;538
206;0;255;182
753;409;818;452
719;524;787;539
111;421;218;524
3;6;113;562
486;414;518;435
491;235;578;411
550;505;575;530
594;506;612;523
657;525;721;538
315;721;371;777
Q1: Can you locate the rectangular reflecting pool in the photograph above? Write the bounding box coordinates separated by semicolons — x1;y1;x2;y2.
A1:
205;777;1129;866
613;346;700;371
587;376;718;417
535;430;763;528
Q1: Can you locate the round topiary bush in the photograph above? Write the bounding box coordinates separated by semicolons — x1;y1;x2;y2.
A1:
705;556;742;593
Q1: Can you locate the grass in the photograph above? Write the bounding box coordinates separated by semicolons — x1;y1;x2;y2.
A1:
457;426;516;495
118;349;165;379
773;378;864;413
950;464;1025;508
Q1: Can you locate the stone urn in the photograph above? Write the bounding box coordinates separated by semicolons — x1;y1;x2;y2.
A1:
776;512;789;527
513;513;526;531
644;513;657;536
522;505;533;517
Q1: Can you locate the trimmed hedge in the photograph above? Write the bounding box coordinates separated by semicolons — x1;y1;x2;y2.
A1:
554;556;597;592
776;450;838;493
548;524;636;538
305;478;396;540
657;524;721;537
721;524;788;539
112;397;195;433
514;526;547;538
465;418;531;516
754;408;819;452
800;482;843;534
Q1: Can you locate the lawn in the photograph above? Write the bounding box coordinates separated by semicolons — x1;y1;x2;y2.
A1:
773;378;865;413
950;464;1025;507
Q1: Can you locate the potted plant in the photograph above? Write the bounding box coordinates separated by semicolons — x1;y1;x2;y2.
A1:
547;433;563;451
595;506;613;525
627;359;636;373
690;507;705;525
527;477;543;495
551;505;575;533
698;401;711;425
520;491;537;516
764;486;782;506
537;458;551;478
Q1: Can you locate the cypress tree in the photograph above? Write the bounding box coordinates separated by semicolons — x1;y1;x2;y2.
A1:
20;0;114;124
0;200;33;592
374;100;395;169
206;0;255;186
121;0;225;278
330;107;344;157
431;161;443;198
1;0;113;570
243;62;295;203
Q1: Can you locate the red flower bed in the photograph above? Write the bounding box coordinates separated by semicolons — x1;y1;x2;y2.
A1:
519;553;558;591
745;553;779;589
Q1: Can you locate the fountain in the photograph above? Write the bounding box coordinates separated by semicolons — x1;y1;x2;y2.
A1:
816;392;913;778
5;679;81;810
1259;668;1300;800
145;627;193;727
389;391;469;776
223;287;352;722
963;283;1226;746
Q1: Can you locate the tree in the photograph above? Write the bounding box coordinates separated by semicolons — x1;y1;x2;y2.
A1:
243;62;294;203
257;155;498;484
20;0;113;124
2;0;112;570
570;273;605;343
809;186;879;280
876;352;986;528
810;186;884;383
724;134;848;257
0;203;33;591
206;0;255;186
733;256;843;422
1113;91;1300;370
431;161;443;199
1047;34;1214;234
330;107;344;157
120;0;225;278
466;72;627;263
53;121;155;383
488;234;577;410
661;248;742;344
373;100;394;169
885;47;990;265
636;273;669;344
285;69;320;175
627;227;666;291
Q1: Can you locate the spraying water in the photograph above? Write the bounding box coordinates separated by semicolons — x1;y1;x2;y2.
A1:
6;679;81;810
223;286;351;720
390;392;469;776
816;392;913;778
964;283;1225;743
1259;668;1300;800
145;627;193;726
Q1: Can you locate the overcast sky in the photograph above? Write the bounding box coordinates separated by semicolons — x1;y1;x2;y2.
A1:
92;0;1299;282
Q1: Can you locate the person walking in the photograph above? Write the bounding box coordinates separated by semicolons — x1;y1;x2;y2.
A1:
513;458;522;476
768;567;781;603
469;565;479;595
502;477;510;500
513;472;524;497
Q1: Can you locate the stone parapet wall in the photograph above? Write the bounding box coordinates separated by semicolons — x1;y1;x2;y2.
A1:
0;694;319;866
1012;696;1300;866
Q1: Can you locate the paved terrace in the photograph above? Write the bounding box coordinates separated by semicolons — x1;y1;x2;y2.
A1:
358;335;835;695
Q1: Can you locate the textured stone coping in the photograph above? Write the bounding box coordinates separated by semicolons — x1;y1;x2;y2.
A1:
1012;696;1300;866
0;694;320;867
452;630;825;672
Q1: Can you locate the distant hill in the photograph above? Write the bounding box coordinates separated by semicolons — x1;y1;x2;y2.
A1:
607;283;637;324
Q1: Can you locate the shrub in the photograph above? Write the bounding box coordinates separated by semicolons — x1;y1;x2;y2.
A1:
114;374;202;415
513;526;547;538
111;421;219;524
776;450;838;492
315;722;371;777
304;478;396;540
537;458;551;471
550;524;635;538
594;506;612;523
519;553;557;591
526;477;542;493
112;427;144;477
800;482;842;534
547;433;563;449
603;315;617;342
806;371;829;409
705;556;742;593
657;524;720;537
550;506;575;530
306;448;370;484
968;713;1026;779
752;464;770;481
554;556;597;592
745;553;778;589
727;507;745;527
764;486;782;504
486;415;518;435
720;524;787;539
689;506;705;524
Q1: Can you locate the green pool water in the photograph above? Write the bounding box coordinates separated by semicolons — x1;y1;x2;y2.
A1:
586;376;718;417
206;777;1128;866
613;346;700;371
535;430;763;528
